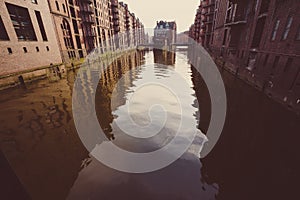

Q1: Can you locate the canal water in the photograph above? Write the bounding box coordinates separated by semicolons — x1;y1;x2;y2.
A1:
0;50;300;200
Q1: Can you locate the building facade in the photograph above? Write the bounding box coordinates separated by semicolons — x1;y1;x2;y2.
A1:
190;0;216;48
121;2;135;47
48;0;87;63
0;0;145;79
136;18;145;45
0;0;62;76
190;0;300;110
154;21;177;46
68;0;87;59
111;0;125;48
111;0;145;49
77;0;96;54
94;0;113;52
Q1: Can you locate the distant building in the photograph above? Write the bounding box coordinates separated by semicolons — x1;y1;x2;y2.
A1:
154;21;177;46
0;0;62;76
177;31;190;44
94;0;114;52
111;0;125;48
189;24;195;41
111;1;145;48
136;18;145;45
120;2;134;47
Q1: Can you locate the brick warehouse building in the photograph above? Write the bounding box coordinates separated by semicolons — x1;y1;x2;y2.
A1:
111;0;126;48
0;0;145;83
190;0;300;110
0;0;62;76
94;0;114;52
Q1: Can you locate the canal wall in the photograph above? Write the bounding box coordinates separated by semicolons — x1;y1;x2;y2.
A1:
188;45;300;114
213;57;300;114
0;63;67;90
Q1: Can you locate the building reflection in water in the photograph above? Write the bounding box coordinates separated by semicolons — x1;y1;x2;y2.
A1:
153;49;176;66
153;49;176;80
67;50;218;200
96;51;145;140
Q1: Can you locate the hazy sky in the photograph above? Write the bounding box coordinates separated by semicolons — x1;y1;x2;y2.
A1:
121;0;199;33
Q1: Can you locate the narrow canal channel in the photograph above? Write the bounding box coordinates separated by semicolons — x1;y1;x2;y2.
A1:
0;50;299;200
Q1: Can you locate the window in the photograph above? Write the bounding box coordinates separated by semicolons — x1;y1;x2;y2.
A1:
79;50;84;58
282;16;293;40
36;46;39;52
0;16;9;40
23;47;28;53
61;19;74;50
272;56;280;69
296;26;300;41
46;46;49;51
289;67;300;90
259;0;270;14
6;3;37;41
263;54;269;66
70;7;76;18
223;29;228;45
63;4;66;13
35;11;48;41
72;19;79;34
271;19;280;41
252;17;266;48
295;26;300;41
75;35;82;48
55;1;60;11
284;58;293;72
7;48;12;54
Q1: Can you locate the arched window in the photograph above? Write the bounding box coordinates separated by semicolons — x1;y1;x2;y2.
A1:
61;19;74;50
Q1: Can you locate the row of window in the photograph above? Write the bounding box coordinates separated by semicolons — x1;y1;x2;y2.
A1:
234;49;295;75
271;16;300;41
262;54;294;73
7;46;50;54
261;54;298;90
55;1;67;13
0;3;48;42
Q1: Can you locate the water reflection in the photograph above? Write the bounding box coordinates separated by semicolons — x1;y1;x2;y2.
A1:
153;49;176;79
190;58;300;200
95;51;145;139
153;49;176;66
67;50;218;199
2;48;298;200
0;77;88;199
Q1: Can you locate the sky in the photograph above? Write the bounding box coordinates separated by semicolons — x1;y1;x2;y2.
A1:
121;0;199;34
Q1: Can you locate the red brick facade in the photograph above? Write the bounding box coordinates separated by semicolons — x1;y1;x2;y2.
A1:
190;0;300;110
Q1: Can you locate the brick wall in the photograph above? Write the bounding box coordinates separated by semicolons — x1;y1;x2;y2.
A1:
0;0;62;76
